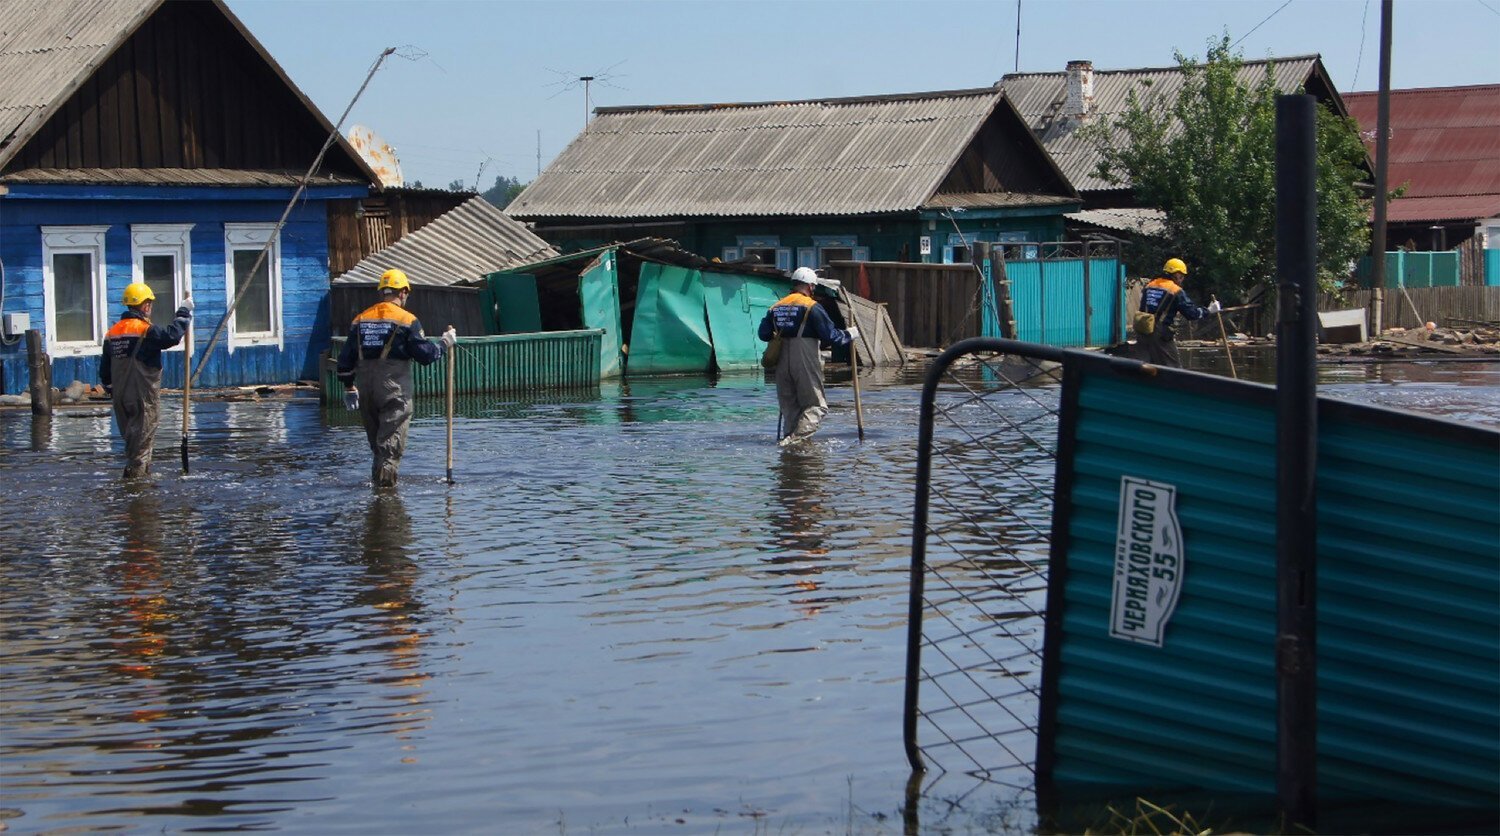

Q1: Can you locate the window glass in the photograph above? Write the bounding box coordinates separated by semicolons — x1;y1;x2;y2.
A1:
742;246;778;266
143;254;177;328
820;247;854;265
53;252;96;342
233;249;272;333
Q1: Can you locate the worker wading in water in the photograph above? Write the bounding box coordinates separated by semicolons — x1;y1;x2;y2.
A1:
337;269;455;488
757;267;858;447
1138;257;1219;368
100;283;193;479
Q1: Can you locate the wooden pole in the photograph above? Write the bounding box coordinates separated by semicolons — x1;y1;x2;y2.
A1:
848;304;865;442
1213;296;1238;379
25;330;51;416
181;315;192;474
445;329;455;484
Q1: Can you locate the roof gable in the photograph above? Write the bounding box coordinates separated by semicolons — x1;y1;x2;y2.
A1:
509;88;1067;220
0;0;375;183
335;196;558;286
1001;55;1337;194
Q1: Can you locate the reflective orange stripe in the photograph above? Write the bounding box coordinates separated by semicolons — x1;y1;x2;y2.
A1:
352;301;417;326
1146;278;1182;294
106;318;151;338
773;292;816;309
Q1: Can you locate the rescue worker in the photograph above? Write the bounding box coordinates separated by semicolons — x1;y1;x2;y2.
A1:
336;269;456;488
100;283;192;479
1138;257;1219;367
757;267;858;447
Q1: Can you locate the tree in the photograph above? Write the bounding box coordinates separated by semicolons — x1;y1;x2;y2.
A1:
481;175;528;210
1088;36;1370;300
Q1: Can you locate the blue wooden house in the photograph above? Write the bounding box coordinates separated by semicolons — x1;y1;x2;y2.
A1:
0;0;377;394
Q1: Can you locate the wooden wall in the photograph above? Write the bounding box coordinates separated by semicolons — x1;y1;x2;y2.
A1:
329;285;486;338
825;262;981;348
326;191;473;277
5;0;364;177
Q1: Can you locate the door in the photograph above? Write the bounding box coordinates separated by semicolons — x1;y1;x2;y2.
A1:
578;250;624;378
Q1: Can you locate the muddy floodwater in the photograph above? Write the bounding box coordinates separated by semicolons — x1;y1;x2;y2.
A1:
3;353;1498;834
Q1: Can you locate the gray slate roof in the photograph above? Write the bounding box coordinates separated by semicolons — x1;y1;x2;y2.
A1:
1000;56;1326;193
0;0;376;183
509;88;1011;219
1065;208;1166;237
334;196;557;287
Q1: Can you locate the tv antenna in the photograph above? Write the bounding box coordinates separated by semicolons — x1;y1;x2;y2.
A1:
544;61;628;128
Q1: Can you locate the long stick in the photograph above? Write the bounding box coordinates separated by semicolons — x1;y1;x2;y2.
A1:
181;314;192;473
445;331;455;484
191;47;396;389
1213;296;1238;379
847;303;865;441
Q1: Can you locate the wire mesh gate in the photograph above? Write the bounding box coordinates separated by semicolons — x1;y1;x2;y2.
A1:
902;337;1068;827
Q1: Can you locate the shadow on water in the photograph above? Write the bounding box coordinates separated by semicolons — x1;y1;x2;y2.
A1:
2;358;1497;833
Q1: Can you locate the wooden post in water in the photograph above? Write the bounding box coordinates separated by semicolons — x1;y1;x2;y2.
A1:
181;318;192;474
847;303;865;442
1274;93;1319;832
25;330;51;416
445;329;456;484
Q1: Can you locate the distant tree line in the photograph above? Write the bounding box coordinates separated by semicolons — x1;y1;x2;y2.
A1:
480;175;528;209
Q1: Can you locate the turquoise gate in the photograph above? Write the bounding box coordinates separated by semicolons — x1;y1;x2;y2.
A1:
980;242;1127;348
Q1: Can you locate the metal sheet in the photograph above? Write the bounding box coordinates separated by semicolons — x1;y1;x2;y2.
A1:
700;271;784;372
625;263;712;375
578;251;623;379
322;331;601;400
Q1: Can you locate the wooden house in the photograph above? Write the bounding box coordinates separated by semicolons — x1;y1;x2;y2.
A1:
508;88;1079;267
0;0;378;393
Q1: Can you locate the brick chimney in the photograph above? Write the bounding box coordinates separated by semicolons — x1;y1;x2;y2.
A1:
1064;60;1095;123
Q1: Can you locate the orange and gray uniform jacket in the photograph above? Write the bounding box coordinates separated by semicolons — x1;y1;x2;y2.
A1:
1139;277;1209;332
335;302;442;384
99;308;190;390
757;293;852;346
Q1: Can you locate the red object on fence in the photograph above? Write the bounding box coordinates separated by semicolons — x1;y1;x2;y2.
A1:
857;262;872;299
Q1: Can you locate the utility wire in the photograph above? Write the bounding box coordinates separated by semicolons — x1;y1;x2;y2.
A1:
1351;0;1371;89
1476;0;1500;16
1231;0;1295;49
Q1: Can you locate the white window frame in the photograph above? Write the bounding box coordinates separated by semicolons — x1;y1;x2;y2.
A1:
131;224;194;352
224;223;283;352
811;235;866;267
41;225;109;357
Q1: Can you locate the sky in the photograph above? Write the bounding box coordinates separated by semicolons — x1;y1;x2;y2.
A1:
226;0;1500;191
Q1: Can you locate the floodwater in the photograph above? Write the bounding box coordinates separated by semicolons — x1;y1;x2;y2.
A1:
2;351;1497;835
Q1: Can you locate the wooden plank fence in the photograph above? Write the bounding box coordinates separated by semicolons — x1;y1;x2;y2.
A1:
825;262;982;348
1326;285;1500;330
329;284;488;337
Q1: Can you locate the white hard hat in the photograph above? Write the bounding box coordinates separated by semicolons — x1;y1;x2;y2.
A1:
790;267;820;286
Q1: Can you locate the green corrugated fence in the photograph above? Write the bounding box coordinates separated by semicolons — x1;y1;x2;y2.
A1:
321;330;602;402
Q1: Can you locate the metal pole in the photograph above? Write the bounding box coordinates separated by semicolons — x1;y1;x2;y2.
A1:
181;313;191;474
1274;93;1319;832
848;303;865;442
1370;0;1393;334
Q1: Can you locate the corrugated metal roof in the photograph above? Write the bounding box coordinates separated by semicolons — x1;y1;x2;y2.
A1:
0;167;365;186
1065;207;1167;236
1001;56;1325;194
509;88;1008;219
334;196;557;286
1344;85;1500;220
0;0;378;184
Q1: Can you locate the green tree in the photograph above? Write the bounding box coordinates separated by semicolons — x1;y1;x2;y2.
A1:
481;175;528;210
1088;36;1370;300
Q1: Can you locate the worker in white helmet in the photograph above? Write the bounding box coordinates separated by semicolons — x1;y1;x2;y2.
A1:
757;267;859;447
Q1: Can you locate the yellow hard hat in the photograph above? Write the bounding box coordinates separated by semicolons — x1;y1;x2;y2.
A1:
378;268;411;293
122;282;155;307
1163;258;1188;276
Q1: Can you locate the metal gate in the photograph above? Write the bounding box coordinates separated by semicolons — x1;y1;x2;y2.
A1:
991;241;1127;348
902;338;1066;828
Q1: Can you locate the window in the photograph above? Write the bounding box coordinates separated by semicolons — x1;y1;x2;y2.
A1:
725;236;791;271
224;223;282;350
41;226;108;356
132;225;193;347
810;236;867;267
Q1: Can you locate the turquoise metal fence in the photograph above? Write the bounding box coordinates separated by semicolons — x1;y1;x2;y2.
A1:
321;330;602;402
989;243;1125;347
904;341;1500;831
1356;251;1463;287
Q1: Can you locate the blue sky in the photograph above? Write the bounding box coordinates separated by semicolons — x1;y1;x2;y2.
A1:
226;0;1500;190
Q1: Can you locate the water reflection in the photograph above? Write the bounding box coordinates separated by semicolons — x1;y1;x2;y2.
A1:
355;494;431;757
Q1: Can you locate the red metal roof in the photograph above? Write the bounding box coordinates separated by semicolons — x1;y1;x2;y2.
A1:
1345;85;1500;220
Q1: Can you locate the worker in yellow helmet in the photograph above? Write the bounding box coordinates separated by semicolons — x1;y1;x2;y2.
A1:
100;282;193;478
1136;258;1218;367
335;268;456;488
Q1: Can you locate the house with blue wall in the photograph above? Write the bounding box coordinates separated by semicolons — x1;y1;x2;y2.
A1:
0;0;376;394
508;88;1079;268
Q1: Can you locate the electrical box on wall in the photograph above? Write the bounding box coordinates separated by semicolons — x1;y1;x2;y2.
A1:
3;312;30;337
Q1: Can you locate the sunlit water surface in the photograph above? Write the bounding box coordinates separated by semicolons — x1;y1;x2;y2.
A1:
3;355;1496;834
